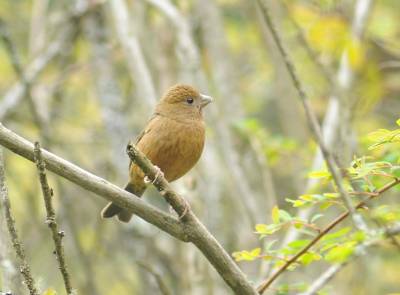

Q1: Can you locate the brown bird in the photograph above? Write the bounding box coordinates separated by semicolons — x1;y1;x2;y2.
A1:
101;84;213;222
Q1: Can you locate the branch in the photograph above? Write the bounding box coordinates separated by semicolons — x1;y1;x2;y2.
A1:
256;178;400;293
282;0;374;245
299;223;400;295
0;1;96;121
127;143;258;294
137;260;173;295
0;150;39;295
0;122;186;241
33;142;74;295
256;0;363;226
280;1;335;86
0;123;258;294
110;0;157;107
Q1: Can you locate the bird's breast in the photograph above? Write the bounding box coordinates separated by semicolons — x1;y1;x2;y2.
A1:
138;117;205;182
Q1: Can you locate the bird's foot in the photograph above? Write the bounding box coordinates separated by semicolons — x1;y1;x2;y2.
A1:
168;199;191;220
152;166;164;184
144;166;164;185
178;199;191;220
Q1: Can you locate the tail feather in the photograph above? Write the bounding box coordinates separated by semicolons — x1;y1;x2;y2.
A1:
101;202;122;218
101;182;144;223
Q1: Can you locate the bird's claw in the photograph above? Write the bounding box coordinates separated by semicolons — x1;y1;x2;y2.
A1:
168;199;191;220
152;166;164;184
178;199;191;220
144;166;164;184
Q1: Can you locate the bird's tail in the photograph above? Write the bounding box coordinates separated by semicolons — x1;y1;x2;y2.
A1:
101;183;144;223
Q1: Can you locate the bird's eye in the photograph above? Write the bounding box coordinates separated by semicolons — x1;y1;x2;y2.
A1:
186;97;194;104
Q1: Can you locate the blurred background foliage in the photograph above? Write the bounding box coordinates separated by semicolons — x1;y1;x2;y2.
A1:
0;0;399;294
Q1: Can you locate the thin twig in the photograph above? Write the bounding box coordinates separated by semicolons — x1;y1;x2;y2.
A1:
256;0;363;225
0;124;258;295
0;122;185;240
280;0;335;86
256;177;400;293
0;149;39;295
33;142;74;295
0;18;47;137
299;223;400;295
110;0;157;107
127;143;258;294
0;0;100;121
137;260;173;295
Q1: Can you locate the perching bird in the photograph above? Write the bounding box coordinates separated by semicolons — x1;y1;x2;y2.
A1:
101;84;213;222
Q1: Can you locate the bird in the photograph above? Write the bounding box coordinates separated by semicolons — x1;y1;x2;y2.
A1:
101;84;213;222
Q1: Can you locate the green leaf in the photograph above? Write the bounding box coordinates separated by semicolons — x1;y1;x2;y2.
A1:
308;170;331;179
255;223;281;235
396;118;400;126
321;227;351;242
287;239;311;249
299;252;321;265
299;194;315;201
323;193;339;199
232;248;261;262
272;206;280;224
391;166;400;178
319;202;334;211
42;289;57;295
311;214;324;223
264;240;278;251
278;209;292;222
324;242;356;263
286;198;307;207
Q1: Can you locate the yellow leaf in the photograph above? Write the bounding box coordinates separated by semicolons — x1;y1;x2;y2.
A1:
250;247;261;257
346;39;365;70
272;206;280;224
308;171;331;179
42;289;57;295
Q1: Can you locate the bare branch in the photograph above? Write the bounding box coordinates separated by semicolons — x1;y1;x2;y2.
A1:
282;0;374;244
137;260;173;295
0;149;39;295
0;1;99;121
109;0;157;107
127;143;258;294
33;142;74;295
0;123;258;294
0;123;186;241
256;0;362;222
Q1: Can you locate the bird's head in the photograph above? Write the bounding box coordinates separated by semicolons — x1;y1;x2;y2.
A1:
155;84;213;121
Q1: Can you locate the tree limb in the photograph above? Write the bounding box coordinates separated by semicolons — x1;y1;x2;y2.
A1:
256;177;400;293
33;142;74;295
0;149;39;295
299;223;400;295
256;0;363;225
0;123;258;294
0;123;186;241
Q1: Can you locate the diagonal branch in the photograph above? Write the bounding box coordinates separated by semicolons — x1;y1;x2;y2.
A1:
0;122;186;241
256;0;360;223
256;178;400;293
0;149;39;295
33;142;74;295
299;223;400;295
127;143;258;294
0;123;258;295
0;1;97;121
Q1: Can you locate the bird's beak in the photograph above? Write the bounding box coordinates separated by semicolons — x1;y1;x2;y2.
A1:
200;94;213;108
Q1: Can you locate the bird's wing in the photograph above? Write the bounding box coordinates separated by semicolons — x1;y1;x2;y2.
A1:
135;114;158;144
128;114;159;169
